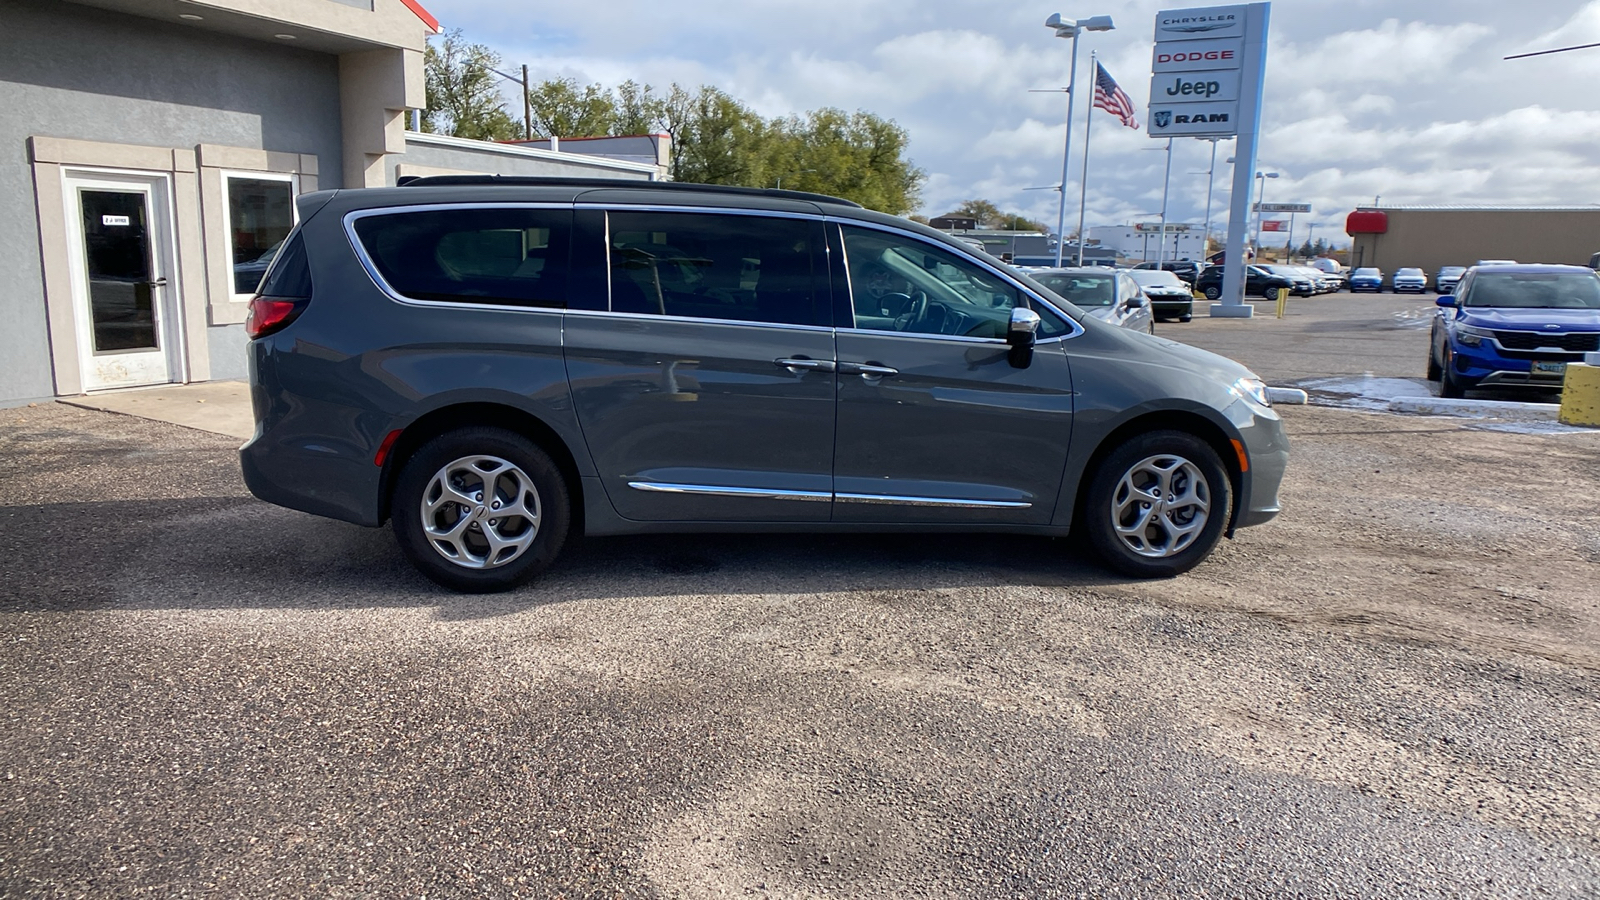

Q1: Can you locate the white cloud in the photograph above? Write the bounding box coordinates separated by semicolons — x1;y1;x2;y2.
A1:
423;0;1600;238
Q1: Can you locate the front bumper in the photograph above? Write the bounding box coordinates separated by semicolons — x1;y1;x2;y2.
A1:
1233;404;1290;530
1449;341;1577;389
1150;296;1194;317
1394;282;1427;293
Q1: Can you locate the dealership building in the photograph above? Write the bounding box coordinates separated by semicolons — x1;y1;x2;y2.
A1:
1346;206;1600;277
2;0;657;407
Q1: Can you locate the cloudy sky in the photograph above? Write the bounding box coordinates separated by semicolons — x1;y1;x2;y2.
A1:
421;0;1600;244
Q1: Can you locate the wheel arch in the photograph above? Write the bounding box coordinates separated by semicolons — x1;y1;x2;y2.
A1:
1069;408;1245;536
378;401;585;533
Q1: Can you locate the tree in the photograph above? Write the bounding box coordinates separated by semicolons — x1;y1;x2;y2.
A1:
526;77;617;139
422;29;518;141
614;80;665;135
765;109;924;215
937;200;1047;232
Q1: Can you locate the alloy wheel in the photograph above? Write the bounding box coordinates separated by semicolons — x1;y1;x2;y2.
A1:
421;455;542;569
1109;454;1212;558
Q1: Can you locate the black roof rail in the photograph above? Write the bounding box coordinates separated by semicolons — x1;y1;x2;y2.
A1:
393;174;865;209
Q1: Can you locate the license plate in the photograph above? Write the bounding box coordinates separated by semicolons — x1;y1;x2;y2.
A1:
1532;361;1566;376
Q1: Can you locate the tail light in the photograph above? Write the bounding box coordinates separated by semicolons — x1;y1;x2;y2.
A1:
245;297;308;339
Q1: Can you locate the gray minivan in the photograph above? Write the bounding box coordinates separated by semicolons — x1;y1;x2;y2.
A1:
241;177;1288;592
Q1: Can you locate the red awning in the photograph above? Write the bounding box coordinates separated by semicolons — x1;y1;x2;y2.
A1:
1345;210;1388;235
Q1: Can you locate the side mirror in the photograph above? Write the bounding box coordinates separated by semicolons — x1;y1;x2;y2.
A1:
1435;295;1457;308
1007;307;1040;369
1127;293;1147;308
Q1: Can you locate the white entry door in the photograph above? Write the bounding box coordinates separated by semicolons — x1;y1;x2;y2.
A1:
63;171;184;391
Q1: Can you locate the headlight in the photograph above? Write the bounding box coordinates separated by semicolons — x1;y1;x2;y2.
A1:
1456;324;1494;347
1233;376;1272;408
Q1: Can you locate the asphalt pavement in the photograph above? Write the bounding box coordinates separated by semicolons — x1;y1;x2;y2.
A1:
2;300;1598;898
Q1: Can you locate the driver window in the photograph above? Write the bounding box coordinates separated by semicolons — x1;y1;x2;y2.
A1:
842;226;1019;338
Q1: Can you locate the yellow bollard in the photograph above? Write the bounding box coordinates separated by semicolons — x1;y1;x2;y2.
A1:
1559;362;1600;427
1275;286;1288;318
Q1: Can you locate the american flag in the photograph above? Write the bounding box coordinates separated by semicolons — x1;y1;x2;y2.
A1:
1092;62;1139;129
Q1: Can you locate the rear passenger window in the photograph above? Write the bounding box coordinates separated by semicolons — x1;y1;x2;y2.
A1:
607;211;827;327
353;207;570;307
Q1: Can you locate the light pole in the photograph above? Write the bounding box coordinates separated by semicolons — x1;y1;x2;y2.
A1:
1044;13;1115;267
466;60;533;141
1252;170;1279;257
1195;138;1226;259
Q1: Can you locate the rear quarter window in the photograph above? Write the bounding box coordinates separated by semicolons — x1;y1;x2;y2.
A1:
257;230;312;299
352;207;572;308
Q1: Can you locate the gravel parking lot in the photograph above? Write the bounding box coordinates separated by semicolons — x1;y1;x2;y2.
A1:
3;305;1599;897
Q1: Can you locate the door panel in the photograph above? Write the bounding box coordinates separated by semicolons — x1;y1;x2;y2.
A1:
832;333;1074;523
832;223;1076;524
564;210;836;522
564;316;836;521
67;176;178;391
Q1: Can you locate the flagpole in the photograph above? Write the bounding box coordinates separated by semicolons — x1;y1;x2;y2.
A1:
1075;52;1097;267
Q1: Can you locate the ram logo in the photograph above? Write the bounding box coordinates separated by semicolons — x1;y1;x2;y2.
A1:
1153;110;1172;128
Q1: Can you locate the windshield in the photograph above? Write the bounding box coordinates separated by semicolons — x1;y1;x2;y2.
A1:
1397;269;1422;276
1463;272;1600;309
1353;268;1379;277
1264;266;1302;276
1439;267;1465;276
1130;270;1185;288
1033;272;1117;307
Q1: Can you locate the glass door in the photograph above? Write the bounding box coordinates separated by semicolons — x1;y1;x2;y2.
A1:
66;174;180;390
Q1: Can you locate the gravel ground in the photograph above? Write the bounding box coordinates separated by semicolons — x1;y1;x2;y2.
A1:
2;401;1598;898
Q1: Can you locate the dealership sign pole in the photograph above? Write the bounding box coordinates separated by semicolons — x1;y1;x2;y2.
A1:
1151;2;1269;317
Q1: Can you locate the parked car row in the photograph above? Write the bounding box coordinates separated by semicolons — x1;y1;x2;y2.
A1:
1352;261;1521;294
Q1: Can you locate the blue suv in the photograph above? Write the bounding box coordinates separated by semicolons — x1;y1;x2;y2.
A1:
1428;264;1600;397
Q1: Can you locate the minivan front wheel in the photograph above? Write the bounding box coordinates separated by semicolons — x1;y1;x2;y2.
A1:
1084;431;1233;578
393;427;570;593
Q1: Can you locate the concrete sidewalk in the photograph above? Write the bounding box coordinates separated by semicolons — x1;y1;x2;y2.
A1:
60;380;254;440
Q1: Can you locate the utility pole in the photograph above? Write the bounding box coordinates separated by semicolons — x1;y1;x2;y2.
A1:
522;64;532;141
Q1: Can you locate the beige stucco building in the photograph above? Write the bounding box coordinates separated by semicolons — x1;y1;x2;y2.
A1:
4;0;657;406
1347;206;1600;277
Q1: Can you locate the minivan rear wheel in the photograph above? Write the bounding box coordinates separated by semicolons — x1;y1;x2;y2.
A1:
393;427;570;593
1084;430;1233;578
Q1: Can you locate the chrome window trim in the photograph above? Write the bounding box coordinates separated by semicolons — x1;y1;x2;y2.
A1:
342;202;575;313
836;492;1032;509
578;203;823;221
828;216;1084;343
626;481;831;502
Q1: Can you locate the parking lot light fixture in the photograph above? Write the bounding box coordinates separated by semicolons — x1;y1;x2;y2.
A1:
1253;170;1279;253
1044;12;1116;266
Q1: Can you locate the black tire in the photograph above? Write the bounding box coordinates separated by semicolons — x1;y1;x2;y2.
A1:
1179;315;1192;323
1440;353;1467;398
1083;430;1234;578
392;427;571;593
1203;286;1221;301
1425;339;1442;381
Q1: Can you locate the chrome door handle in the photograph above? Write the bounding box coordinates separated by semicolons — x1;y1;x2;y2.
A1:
775;357;837;373
839;362;899;378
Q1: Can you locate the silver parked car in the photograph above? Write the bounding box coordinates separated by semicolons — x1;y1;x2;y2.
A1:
1393;267;1428;293
1030;268;1155;334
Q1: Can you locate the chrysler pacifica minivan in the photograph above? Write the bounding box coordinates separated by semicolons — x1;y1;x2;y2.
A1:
240;177;1288;592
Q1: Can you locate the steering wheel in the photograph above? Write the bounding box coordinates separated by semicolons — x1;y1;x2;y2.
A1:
893;291;929;331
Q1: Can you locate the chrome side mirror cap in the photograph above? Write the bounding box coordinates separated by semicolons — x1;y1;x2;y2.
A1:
1007;307;1040;369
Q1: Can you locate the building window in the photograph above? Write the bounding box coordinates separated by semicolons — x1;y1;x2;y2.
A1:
225;174;296;296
